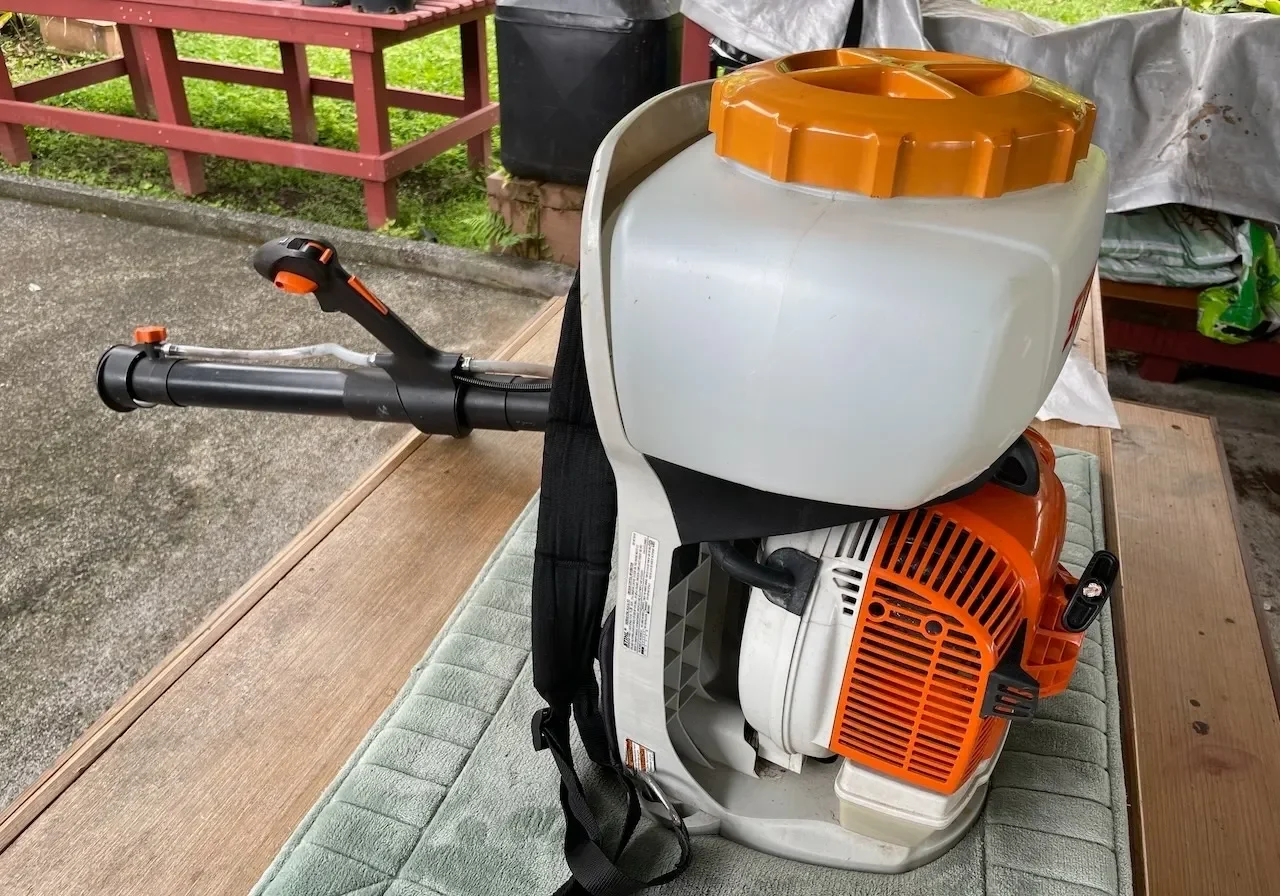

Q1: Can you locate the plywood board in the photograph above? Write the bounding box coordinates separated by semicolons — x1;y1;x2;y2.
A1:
0;300;563;895
1110;401;1280;896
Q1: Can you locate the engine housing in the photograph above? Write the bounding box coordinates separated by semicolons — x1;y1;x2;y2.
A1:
739;429;1089;841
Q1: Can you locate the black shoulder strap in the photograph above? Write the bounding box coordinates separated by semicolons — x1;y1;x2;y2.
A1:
530;274;615;714
530;277;692;896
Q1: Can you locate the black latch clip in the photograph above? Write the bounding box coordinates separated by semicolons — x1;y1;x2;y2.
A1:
1061;550;1120;633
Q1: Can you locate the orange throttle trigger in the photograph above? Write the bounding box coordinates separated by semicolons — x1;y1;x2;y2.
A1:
348;275;389;314
273;271;319;295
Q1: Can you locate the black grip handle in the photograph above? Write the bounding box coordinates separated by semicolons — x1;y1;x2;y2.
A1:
250;236;468;432
251;236;458;379
251;235;339;293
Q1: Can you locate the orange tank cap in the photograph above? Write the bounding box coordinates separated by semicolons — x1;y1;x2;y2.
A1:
708;48;1096;200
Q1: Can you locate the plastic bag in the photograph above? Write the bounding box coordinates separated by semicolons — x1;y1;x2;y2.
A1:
1101;206;1236;269
1197;221;1280;345
1036;348;1121;430
1100;256;1236;288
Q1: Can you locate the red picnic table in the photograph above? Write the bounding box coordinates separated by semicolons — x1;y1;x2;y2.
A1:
0;0;497;227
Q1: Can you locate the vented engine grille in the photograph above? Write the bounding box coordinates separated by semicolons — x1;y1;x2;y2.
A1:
831;509;1023;794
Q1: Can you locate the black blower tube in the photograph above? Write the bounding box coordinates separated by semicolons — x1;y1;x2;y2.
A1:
96;346;550;433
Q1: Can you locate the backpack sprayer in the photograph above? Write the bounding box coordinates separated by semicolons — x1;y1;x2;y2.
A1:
97;49;1118;894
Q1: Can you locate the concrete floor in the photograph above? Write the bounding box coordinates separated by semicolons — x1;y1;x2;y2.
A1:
1109;359;1280;662
0;198;543;808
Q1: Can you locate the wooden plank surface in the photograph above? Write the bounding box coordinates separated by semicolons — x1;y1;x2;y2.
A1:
1110;401;1280;896
15;0;490;32
0;300;562;896
12;1;388;49
1050;282;1280;895
0;434;421;853
1031;284;1152;894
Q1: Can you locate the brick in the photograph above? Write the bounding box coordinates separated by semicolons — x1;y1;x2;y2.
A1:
485;173;583;265
37;17;123;58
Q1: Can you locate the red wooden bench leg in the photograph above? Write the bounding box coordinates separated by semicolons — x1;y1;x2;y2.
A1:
280;42;317;145
459;17;491;170
134;27;206;195
351;48;396;228
1138;355;1182;383
0;43;32;166
117;24;155;119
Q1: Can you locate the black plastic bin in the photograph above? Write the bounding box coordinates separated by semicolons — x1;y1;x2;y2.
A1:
495;0;680;186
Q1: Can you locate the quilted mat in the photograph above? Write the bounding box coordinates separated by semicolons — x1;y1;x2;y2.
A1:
252;448;1131;896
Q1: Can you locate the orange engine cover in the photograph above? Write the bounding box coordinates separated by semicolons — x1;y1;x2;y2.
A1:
828;428;1085;795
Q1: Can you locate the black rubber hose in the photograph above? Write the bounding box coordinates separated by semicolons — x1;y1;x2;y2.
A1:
707;541;794;592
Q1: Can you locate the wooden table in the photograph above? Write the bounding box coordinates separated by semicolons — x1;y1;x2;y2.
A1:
0;0;497;227
1100;278;1280;383
1;288;1278;895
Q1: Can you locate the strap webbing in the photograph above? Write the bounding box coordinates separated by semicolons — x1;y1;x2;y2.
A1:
530;278;692;896
531;275;615;710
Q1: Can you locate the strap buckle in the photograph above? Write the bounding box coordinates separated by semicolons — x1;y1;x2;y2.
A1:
532;706;554;751
630;769;686;833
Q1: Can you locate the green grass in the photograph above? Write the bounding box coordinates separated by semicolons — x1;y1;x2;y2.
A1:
980;0;1156;22
0;23;499;247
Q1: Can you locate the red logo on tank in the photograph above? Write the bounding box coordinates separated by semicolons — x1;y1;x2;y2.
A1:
1063;269;1094;351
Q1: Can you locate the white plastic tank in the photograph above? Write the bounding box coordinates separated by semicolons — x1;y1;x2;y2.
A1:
602;48;1108;510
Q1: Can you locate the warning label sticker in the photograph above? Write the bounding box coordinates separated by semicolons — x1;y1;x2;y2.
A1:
624;738;657;773
621;531;658;657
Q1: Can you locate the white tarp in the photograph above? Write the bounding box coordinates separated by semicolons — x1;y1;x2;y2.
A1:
498;0;679;15
679;0;859;59
680;0;1280;224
